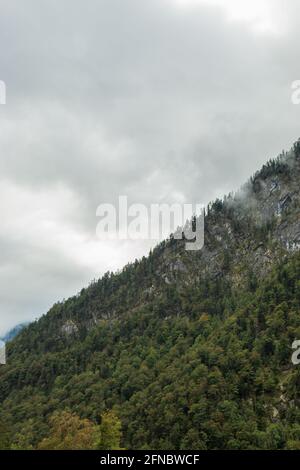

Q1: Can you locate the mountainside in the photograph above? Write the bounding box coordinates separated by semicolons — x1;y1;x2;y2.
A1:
1;141;300;450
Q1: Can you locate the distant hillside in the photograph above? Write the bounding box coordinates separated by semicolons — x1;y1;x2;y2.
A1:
0;323;29;343
1;141;300;450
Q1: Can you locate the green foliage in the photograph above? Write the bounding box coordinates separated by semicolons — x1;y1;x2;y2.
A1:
95;411;123;450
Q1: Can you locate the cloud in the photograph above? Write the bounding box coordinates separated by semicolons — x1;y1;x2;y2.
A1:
0;0;299;334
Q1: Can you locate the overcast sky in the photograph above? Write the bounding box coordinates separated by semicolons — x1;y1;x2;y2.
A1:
0;0;300;335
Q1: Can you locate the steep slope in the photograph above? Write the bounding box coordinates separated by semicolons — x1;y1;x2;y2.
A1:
0;141;300;449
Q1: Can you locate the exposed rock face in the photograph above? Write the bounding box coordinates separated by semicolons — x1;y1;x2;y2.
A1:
61;320;79;337
154;144;300;289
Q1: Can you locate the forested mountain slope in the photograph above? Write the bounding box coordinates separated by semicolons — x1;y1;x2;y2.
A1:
1;141;300;449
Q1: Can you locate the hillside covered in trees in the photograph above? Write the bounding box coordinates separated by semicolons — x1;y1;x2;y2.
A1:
1;142;300;450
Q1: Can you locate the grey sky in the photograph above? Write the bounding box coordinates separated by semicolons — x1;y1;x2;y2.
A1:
0;0;299;335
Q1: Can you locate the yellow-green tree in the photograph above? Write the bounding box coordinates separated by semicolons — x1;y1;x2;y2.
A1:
0;418;10;450
38;411;97;450
96;411;123;450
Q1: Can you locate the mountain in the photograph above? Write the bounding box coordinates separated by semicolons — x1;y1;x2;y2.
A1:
1;141;300;450
0;323;30;343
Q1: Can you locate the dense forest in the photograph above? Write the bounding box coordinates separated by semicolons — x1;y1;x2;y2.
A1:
1;142;300;450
